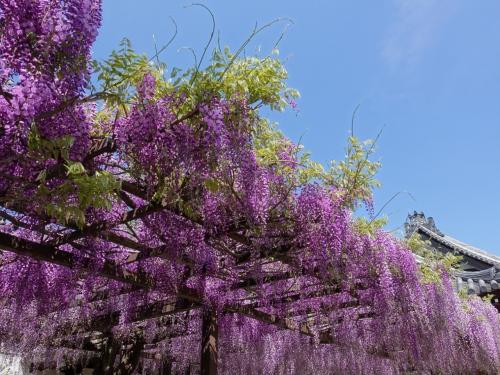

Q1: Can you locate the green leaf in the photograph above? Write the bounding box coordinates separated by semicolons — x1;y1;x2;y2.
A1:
66;162;86;176
204;178;220;193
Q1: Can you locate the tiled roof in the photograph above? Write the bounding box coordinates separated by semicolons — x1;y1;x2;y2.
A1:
416;225;500;268
405;213;499;300
411;224;499;298
455;267;500;295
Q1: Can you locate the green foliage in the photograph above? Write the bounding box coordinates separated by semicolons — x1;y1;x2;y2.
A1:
204;178;221;193
66;163;121;208
406;232;429;254
92;41;299;117
148;46;299;118
353;216;388;237
458;288;469;300
91;38;170;108
406;233;463;285
40;163;121;228
325;136;381;209
28;124;74;162
481;294;495;303
27;127;120;228
253;119;289;164
204;47;299;111
41;163;121;228
253;118;324;186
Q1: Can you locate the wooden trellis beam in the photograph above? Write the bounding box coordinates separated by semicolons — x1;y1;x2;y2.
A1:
49;201;168;246
225;305;314;337
55;298;198;337
0;231;152;288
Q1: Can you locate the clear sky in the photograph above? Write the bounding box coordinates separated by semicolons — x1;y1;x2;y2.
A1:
93;1;500;256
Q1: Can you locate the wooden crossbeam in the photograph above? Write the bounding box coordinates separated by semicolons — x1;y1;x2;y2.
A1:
53;335;103;352
225;305;313;337
245;288;357;311
0;231;152;287
231;270;299;289
49;202;166;246
318;329;390;360
54;298;198;339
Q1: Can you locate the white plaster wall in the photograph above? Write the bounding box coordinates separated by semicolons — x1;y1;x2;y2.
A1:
0;353;26;374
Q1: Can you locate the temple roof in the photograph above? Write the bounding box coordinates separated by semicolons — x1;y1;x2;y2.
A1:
416;225;500;269
405;211;500;268
405;212;500;304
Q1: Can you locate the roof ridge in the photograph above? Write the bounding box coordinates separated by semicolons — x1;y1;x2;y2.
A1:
449;237;500;261
417;225;500;267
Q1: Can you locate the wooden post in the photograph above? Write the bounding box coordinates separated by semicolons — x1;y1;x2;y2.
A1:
99;335;120;375
200;308;218;375
160;358;172;375
115;333;144;375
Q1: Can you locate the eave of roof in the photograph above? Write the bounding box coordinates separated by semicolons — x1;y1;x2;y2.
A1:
416;225;500;268
456;267;499;281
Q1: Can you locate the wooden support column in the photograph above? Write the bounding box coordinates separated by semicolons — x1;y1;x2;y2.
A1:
200;308;218;375
160;358;172;375
99;336;120;375
115;333;145;375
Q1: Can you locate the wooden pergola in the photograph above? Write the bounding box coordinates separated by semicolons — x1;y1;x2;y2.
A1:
0;138;378;374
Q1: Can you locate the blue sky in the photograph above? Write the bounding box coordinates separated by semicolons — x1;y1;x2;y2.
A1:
93;1;500;256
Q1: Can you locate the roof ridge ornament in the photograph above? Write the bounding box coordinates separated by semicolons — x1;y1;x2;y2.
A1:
405;211;443;238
